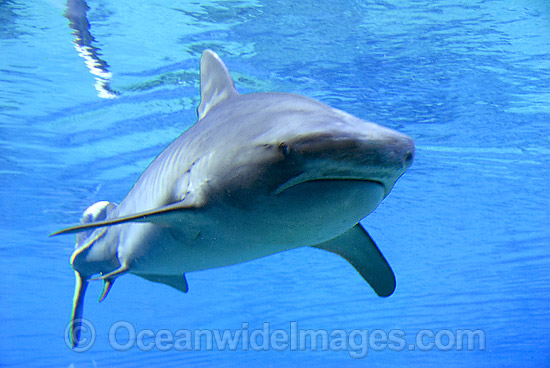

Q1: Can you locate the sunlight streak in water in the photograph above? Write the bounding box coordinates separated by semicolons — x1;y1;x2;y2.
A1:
65;0;118;99
73;43;117;99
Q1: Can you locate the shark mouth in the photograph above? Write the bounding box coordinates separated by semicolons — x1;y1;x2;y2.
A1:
273;173;384;196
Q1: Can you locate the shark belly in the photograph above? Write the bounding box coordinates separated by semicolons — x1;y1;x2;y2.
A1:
121;180;385;275
120;223;299;275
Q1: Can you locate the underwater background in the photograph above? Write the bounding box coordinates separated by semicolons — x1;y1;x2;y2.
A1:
0;0;549;367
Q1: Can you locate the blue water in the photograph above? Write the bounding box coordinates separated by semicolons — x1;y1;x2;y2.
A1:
1;0;549;367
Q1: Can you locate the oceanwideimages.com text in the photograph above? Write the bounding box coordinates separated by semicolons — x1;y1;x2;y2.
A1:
67;319;486;357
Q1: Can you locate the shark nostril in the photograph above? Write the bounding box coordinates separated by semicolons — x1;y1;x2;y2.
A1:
404;151;414;166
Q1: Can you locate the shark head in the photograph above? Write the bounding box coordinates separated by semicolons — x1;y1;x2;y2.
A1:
245;95;414;199
187;51;414;244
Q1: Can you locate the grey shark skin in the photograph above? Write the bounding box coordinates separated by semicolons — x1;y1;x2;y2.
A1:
52;50;414;347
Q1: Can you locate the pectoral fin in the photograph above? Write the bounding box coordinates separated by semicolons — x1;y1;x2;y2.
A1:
313;224;396;297
138;273;189;293
50;199;199;237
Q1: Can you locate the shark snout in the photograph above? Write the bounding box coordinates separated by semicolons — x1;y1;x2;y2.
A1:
289;126;414;170
353;119;415;170
277;122;414;198
386;132;415;170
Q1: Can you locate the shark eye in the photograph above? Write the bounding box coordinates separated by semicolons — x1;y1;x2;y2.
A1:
278;142;289;157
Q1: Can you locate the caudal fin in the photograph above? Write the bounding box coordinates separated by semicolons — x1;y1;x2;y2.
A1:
70;271;89;348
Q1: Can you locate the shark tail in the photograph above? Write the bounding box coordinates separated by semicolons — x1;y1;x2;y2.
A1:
70;271;89;348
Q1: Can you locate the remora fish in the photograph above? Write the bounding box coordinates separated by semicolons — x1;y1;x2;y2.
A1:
52;50;415;347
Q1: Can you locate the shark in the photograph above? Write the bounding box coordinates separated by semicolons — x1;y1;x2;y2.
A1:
51;50;415;347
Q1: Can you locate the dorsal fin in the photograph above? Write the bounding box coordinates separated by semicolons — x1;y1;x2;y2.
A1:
197;50;238;120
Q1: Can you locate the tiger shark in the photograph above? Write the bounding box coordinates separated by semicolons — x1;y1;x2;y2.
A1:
52;50;414;347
